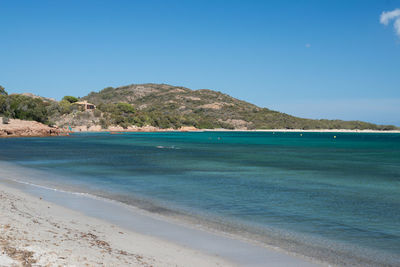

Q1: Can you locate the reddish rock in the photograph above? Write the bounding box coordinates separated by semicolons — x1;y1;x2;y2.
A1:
0;119;66;137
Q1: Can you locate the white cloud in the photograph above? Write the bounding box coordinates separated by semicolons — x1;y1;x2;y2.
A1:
380;8;400;37
395;17;400;35
380;9;400;25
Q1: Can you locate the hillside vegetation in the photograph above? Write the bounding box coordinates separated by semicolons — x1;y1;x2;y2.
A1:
0;86;51;125
1;84;398;130
82;83;397;130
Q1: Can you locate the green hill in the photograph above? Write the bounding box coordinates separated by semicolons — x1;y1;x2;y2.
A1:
1;83;398;130
80;83;397;130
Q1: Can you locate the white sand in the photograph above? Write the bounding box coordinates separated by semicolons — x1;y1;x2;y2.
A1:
0;184;232;267
0;253;17;267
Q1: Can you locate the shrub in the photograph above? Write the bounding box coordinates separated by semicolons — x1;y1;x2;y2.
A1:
2;116;9;124
93;109;102;117
7;95;49;124
0;86;7;96
62;96;79;103
58;100;72;114
99;118;109;129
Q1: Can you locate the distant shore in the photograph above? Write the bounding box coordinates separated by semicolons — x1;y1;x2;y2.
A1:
65;123;400;134
77;127;400;134
1;118;399;138
204;128;400;133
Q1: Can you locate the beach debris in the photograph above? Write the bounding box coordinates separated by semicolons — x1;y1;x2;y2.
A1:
0;238;36;267
81;232;112;253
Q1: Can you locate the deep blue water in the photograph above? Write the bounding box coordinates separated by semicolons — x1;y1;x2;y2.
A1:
0;132;399;265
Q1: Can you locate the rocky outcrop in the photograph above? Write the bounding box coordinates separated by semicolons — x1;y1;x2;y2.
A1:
0;118;65;137
178;126;198;132
67;124;199;132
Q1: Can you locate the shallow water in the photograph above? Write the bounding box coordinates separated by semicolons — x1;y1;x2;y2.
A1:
0;131;399;266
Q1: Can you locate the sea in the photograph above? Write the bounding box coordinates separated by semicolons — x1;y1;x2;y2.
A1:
0;131;399;266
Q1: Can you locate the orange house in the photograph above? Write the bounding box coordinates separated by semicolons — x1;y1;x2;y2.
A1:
74;101;96;111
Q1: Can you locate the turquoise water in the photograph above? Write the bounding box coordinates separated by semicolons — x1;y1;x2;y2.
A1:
0;132;399;266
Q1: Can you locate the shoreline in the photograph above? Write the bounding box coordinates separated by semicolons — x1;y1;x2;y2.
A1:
69;128;400;134
203;128;400;133
0;173;319;267
61;126;400;134
2;118;399;138
0;181;233;267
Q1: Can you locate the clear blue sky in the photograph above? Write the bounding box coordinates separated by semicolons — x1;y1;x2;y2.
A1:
1;0;399;125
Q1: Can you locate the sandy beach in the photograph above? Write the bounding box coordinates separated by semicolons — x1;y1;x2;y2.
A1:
0;183;232;267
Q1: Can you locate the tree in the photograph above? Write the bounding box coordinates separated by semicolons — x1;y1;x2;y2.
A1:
7;95;49;124
58;100;72;114
0;95;7;114
0;86;7;96
62;96;79;103
116;103;135;114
